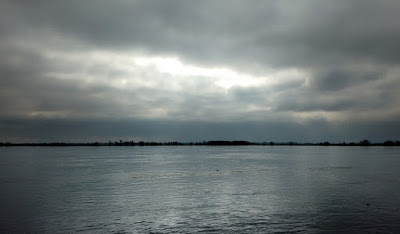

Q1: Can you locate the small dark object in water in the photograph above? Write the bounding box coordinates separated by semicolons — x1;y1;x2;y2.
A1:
216;170;219;172
366;203;370;206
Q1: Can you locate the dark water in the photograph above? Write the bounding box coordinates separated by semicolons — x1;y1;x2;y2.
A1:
1;146;400;233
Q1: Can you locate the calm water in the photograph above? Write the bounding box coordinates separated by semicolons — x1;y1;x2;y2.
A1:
1;146;400;233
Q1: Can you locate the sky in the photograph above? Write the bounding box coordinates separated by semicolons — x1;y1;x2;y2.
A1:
1;0;400;143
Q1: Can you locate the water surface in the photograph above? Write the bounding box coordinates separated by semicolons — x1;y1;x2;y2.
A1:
1;146;400;232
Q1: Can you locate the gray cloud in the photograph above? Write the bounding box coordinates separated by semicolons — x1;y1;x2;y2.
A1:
4;1;400;68
312;70;382;92
1;0;400;142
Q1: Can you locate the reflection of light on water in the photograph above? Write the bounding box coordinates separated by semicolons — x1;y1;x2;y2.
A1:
129;169;251;182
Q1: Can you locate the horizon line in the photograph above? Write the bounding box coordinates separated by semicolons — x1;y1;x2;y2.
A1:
1;140;400;147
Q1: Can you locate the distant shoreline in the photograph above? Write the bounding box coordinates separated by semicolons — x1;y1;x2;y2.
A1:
1;140;400;147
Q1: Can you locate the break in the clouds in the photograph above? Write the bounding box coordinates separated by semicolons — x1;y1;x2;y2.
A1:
1;0;400;142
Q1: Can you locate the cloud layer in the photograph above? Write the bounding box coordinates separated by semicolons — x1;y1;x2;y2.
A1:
1;0;400;142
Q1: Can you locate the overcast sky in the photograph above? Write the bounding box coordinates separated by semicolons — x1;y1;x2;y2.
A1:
1;0;400;143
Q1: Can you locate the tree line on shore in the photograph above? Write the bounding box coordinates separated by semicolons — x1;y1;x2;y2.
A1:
1;140;400;147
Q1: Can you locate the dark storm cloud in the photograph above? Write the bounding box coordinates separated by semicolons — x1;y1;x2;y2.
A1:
1;117;400;143
313;70;382;92
1;0;400;142
3;0;400;68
